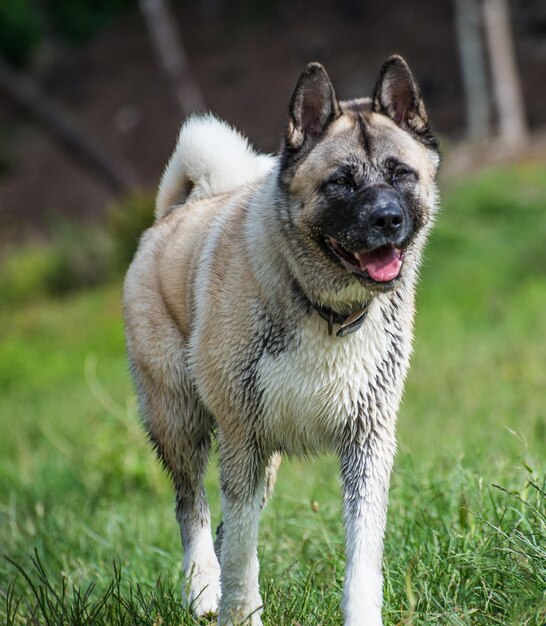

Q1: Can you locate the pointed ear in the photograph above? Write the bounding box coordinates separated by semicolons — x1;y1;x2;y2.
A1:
285;63;341;151
372;55;438;150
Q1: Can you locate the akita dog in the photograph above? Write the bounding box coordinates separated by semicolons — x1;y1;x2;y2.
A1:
124;56;440;626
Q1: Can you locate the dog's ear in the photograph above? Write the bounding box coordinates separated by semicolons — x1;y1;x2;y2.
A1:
285;63;341;152
372;55;438;150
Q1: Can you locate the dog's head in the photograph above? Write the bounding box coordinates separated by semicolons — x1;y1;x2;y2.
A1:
278;56;440;311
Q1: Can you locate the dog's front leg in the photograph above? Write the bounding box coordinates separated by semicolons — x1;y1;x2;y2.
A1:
340;428;396;626
217;437;266;626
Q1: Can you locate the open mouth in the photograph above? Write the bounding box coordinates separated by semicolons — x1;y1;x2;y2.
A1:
326;236;404;283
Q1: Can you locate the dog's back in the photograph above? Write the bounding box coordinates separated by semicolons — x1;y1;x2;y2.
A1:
124;115;275;341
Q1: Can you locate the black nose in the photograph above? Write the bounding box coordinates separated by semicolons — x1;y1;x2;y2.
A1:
370;203;404;234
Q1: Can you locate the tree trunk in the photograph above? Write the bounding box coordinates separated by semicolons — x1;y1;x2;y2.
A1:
454;0;491;139
0;58;138;194
139;0;206;117
482;0;528;145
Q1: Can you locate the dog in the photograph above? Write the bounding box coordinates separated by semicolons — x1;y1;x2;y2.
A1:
123;55;440;626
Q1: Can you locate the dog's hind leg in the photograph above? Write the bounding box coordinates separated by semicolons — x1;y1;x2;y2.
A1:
263;451;282;506
138;375;221;617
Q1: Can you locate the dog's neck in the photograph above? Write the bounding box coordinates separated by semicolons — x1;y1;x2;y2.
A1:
286;275;371;337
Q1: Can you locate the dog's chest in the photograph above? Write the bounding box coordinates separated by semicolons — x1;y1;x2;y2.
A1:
258;307;392;455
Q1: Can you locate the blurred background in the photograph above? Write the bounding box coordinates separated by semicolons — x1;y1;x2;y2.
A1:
0;0;545;251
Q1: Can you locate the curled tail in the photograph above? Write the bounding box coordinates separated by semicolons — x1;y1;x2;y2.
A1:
155;113;275;222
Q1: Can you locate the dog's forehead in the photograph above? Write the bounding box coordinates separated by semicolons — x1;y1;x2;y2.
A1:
298;111;436;181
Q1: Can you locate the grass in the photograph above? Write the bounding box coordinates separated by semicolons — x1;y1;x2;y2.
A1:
1;164;545;625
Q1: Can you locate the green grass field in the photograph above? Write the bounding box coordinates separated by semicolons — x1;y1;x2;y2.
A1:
1;165;545;625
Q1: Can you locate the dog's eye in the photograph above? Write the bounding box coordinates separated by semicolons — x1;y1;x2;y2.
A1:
327;176;354;190
391;165;416;184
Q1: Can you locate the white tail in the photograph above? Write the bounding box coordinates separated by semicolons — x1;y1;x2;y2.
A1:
155;113;275;221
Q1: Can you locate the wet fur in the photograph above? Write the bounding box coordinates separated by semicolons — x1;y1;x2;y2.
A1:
124;57;440;626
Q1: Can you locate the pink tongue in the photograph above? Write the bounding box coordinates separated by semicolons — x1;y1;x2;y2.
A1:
358;247;402;282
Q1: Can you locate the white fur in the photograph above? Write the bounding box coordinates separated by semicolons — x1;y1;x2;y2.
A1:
182;525;221;616
155;114;275;221
218;491;264;626
259;303;391;454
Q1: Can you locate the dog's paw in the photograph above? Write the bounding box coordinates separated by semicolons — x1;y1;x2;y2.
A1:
217;599;263;626
219;618;263;626
344;608;383;626
183;557;221;617
218;612;263;626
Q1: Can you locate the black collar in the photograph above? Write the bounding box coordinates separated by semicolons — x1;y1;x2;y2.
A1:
291;279;370;338
313;302;370;337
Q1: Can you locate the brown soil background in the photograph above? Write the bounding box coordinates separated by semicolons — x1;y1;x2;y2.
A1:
0;0;545;243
